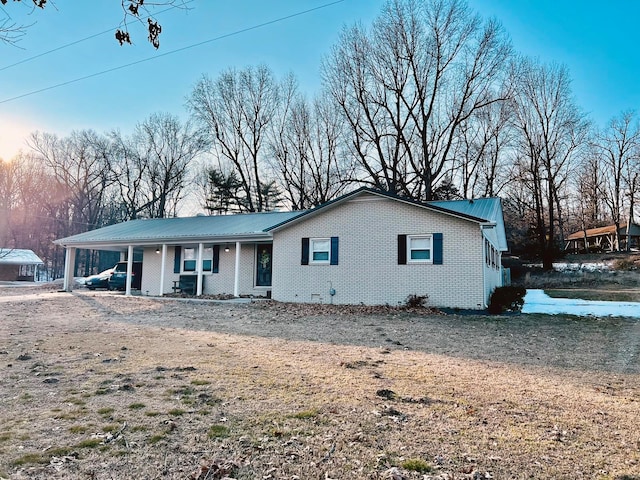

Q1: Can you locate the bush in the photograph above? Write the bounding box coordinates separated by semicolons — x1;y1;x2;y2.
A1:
404;294;428;308
488;286;526;314
612;258;638;271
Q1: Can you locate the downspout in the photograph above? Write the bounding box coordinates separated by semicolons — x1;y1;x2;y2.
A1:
481;226;487;309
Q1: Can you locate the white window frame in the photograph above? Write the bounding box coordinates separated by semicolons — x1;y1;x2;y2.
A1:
310;238;331;265
201;247;214;273
407;234;433;264
183;247;197;272
183;246;214;274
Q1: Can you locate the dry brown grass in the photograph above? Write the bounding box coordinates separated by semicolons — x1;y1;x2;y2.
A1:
0;286;639;479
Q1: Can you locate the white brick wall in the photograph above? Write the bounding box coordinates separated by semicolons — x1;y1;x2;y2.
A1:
139;244;268;297
271;194;491;309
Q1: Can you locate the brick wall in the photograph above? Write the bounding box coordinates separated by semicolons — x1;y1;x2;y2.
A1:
139;244;268;297
271;193;489;309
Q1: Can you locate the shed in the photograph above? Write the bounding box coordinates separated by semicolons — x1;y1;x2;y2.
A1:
0;249;44;281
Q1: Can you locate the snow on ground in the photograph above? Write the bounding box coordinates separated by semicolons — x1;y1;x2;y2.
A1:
523;289;640;318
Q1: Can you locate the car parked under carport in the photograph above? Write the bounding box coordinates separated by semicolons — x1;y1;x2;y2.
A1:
84;268;114;290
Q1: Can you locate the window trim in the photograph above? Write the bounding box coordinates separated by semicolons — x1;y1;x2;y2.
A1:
310;237;331;265
407;234;433;264
182;246;216;274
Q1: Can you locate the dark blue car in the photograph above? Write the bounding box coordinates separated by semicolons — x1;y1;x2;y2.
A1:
84;268;114;290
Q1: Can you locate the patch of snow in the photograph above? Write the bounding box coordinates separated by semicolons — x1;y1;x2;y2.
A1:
522;289;640;318
551;262;611;272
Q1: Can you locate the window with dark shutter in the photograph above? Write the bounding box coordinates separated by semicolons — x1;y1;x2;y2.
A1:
173;246;181;273
301;238;310;265
213;245;220;273
433;233;443;265
397;234;407;265
330;237;339;265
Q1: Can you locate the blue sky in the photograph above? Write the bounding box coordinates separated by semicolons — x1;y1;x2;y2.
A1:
1;0;639;161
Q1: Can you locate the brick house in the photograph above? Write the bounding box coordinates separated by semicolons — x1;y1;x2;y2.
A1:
54;188;507;309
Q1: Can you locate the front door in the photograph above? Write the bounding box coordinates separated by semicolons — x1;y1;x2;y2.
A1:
256;244;272;287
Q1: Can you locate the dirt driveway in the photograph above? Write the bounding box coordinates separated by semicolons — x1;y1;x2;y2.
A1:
1;286;639;479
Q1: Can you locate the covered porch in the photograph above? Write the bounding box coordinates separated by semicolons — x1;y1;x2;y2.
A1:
53;211;303;298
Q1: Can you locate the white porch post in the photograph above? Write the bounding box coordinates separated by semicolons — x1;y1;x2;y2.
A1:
196;242;203;296
233;241;241;297
125;245;133;296
159;244;167;296
63;247;76;292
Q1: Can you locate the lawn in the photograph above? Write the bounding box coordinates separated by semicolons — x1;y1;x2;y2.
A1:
0;286;639;479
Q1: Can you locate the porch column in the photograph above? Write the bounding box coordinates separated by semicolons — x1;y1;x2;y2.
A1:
125;245;133;296
63;247;76;292
233;241;241;297
196;242;204;296
159;244;167;296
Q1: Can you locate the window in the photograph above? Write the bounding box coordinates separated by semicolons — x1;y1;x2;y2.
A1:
398;233;442;265
407;235;432;263
301;237;339;265
183;248;196;271
311;238;330;264
202;247;213;272
182;246;217;273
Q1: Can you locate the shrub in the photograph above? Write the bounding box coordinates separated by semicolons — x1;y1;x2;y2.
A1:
401;458;432;473
404;294;428;308
488;286;526;314
612;258;638;271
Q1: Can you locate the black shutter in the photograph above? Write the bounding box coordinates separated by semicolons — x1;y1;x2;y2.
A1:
213;245;220;273
433;233;443;264
173;246;181;273
301;238;309;265
330;237;339;265
397;234;407;265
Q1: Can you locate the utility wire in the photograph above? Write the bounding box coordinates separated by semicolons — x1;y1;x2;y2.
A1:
0;0;345;105
0;0;196;72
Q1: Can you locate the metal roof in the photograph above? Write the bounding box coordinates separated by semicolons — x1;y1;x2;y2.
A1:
268;188;508;251
53;189;508;252
55;210;307;248
566;223;640;240
0;249;44;265
429;197;508;251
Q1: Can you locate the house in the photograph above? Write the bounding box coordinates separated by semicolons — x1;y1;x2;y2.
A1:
0;249;44;281
565;223;640;253
54;188;508;309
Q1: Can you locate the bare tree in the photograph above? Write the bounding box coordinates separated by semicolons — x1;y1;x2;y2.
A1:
511;58;589;268
268;92;353;209
133;112;207;218
322;0;512;201
27;130;115;275
0;0;190;48
188;65;286;212
28;130;114;234
455;89;515;198
105;129;150;221
596;111;640;251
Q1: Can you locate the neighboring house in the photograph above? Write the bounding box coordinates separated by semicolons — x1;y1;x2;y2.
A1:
565;223;640;253
54;188;508;309
0;249;44;281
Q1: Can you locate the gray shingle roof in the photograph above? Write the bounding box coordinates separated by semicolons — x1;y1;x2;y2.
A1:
55;210;306;247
